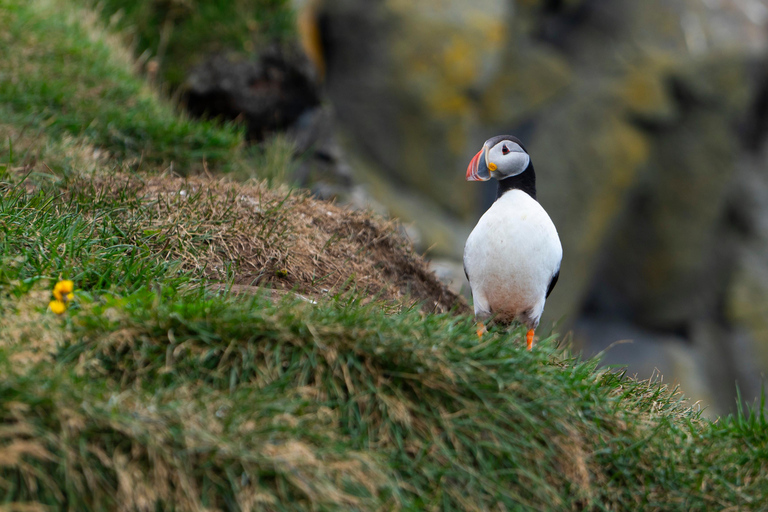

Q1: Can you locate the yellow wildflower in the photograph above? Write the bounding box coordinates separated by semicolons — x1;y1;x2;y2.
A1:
49;299;67;315
53;280;74;301
50;280;75;314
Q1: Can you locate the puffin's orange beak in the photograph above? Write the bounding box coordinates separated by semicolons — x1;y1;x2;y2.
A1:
466;147;491;181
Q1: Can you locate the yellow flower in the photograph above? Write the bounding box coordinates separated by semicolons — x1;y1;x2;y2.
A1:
53;280;74;302
49;299;67;315
50;280;75;314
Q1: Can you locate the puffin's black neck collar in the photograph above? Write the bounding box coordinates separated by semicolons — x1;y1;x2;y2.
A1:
497;162;537;201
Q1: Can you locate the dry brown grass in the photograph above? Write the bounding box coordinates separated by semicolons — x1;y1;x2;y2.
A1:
65;170;468;314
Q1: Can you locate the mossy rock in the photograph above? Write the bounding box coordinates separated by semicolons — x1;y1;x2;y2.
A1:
478;44;572;126
595;55;752;328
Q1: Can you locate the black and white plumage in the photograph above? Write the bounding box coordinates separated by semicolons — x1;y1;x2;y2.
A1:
463;135;562;349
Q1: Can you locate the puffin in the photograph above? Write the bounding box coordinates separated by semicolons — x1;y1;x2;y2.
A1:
463;135;562;350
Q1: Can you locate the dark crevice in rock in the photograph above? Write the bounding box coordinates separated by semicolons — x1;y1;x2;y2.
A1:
184;47;321;143
183;46;358;201
532;0;615;55
741;65;768;152
667;75;719;114
722;197;755;239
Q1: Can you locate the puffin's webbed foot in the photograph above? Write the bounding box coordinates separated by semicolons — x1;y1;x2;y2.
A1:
526;329;535;351
476;322;487;340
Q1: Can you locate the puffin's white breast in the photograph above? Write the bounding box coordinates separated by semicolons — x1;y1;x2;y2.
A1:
463;189;562;324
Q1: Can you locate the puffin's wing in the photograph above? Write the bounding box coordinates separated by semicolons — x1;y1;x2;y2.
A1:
546;267;560;299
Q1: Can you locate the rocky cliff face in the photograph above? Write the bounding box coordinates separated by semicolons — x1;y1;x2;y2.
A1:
296;0;768;414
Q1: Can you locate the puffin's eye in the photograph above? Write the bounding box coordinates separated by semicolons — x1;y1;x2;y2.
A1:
502;144;510;155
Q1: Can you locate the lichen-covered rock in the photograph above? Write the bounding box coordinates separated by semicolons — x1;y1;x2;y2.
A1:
477;44;572;127
534;90;650;326
592;58;752;330
725;157;768;374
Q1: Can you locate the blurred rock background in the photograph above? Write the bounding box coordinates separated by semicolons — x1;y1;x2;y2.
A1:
93;0;768;416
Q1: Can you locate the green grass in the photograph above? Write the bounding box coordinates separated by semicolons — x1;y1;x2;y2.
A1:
0;0;767;510
4;282;768;509
0;186;181;295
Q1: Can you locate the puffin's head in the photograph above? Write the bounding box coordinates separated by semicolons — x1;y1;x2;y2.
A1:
466;135;530;182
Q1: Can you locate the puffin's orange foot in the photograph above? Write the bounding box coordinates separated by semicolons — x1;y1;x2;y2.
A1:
476;322;487;340
526;329;535;351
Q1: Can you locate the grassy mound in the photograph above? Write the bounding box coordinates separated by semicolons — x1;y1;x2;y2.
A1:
59;171;464;312
0;0;767;510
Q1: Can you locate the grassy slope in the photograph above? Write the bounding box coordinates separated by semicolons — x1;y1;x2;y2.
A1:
0;0;246;173
0;0;767;510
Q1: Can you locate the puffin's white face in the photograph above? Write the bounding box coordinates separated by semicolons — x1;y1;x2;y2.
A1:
466;137;531;182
